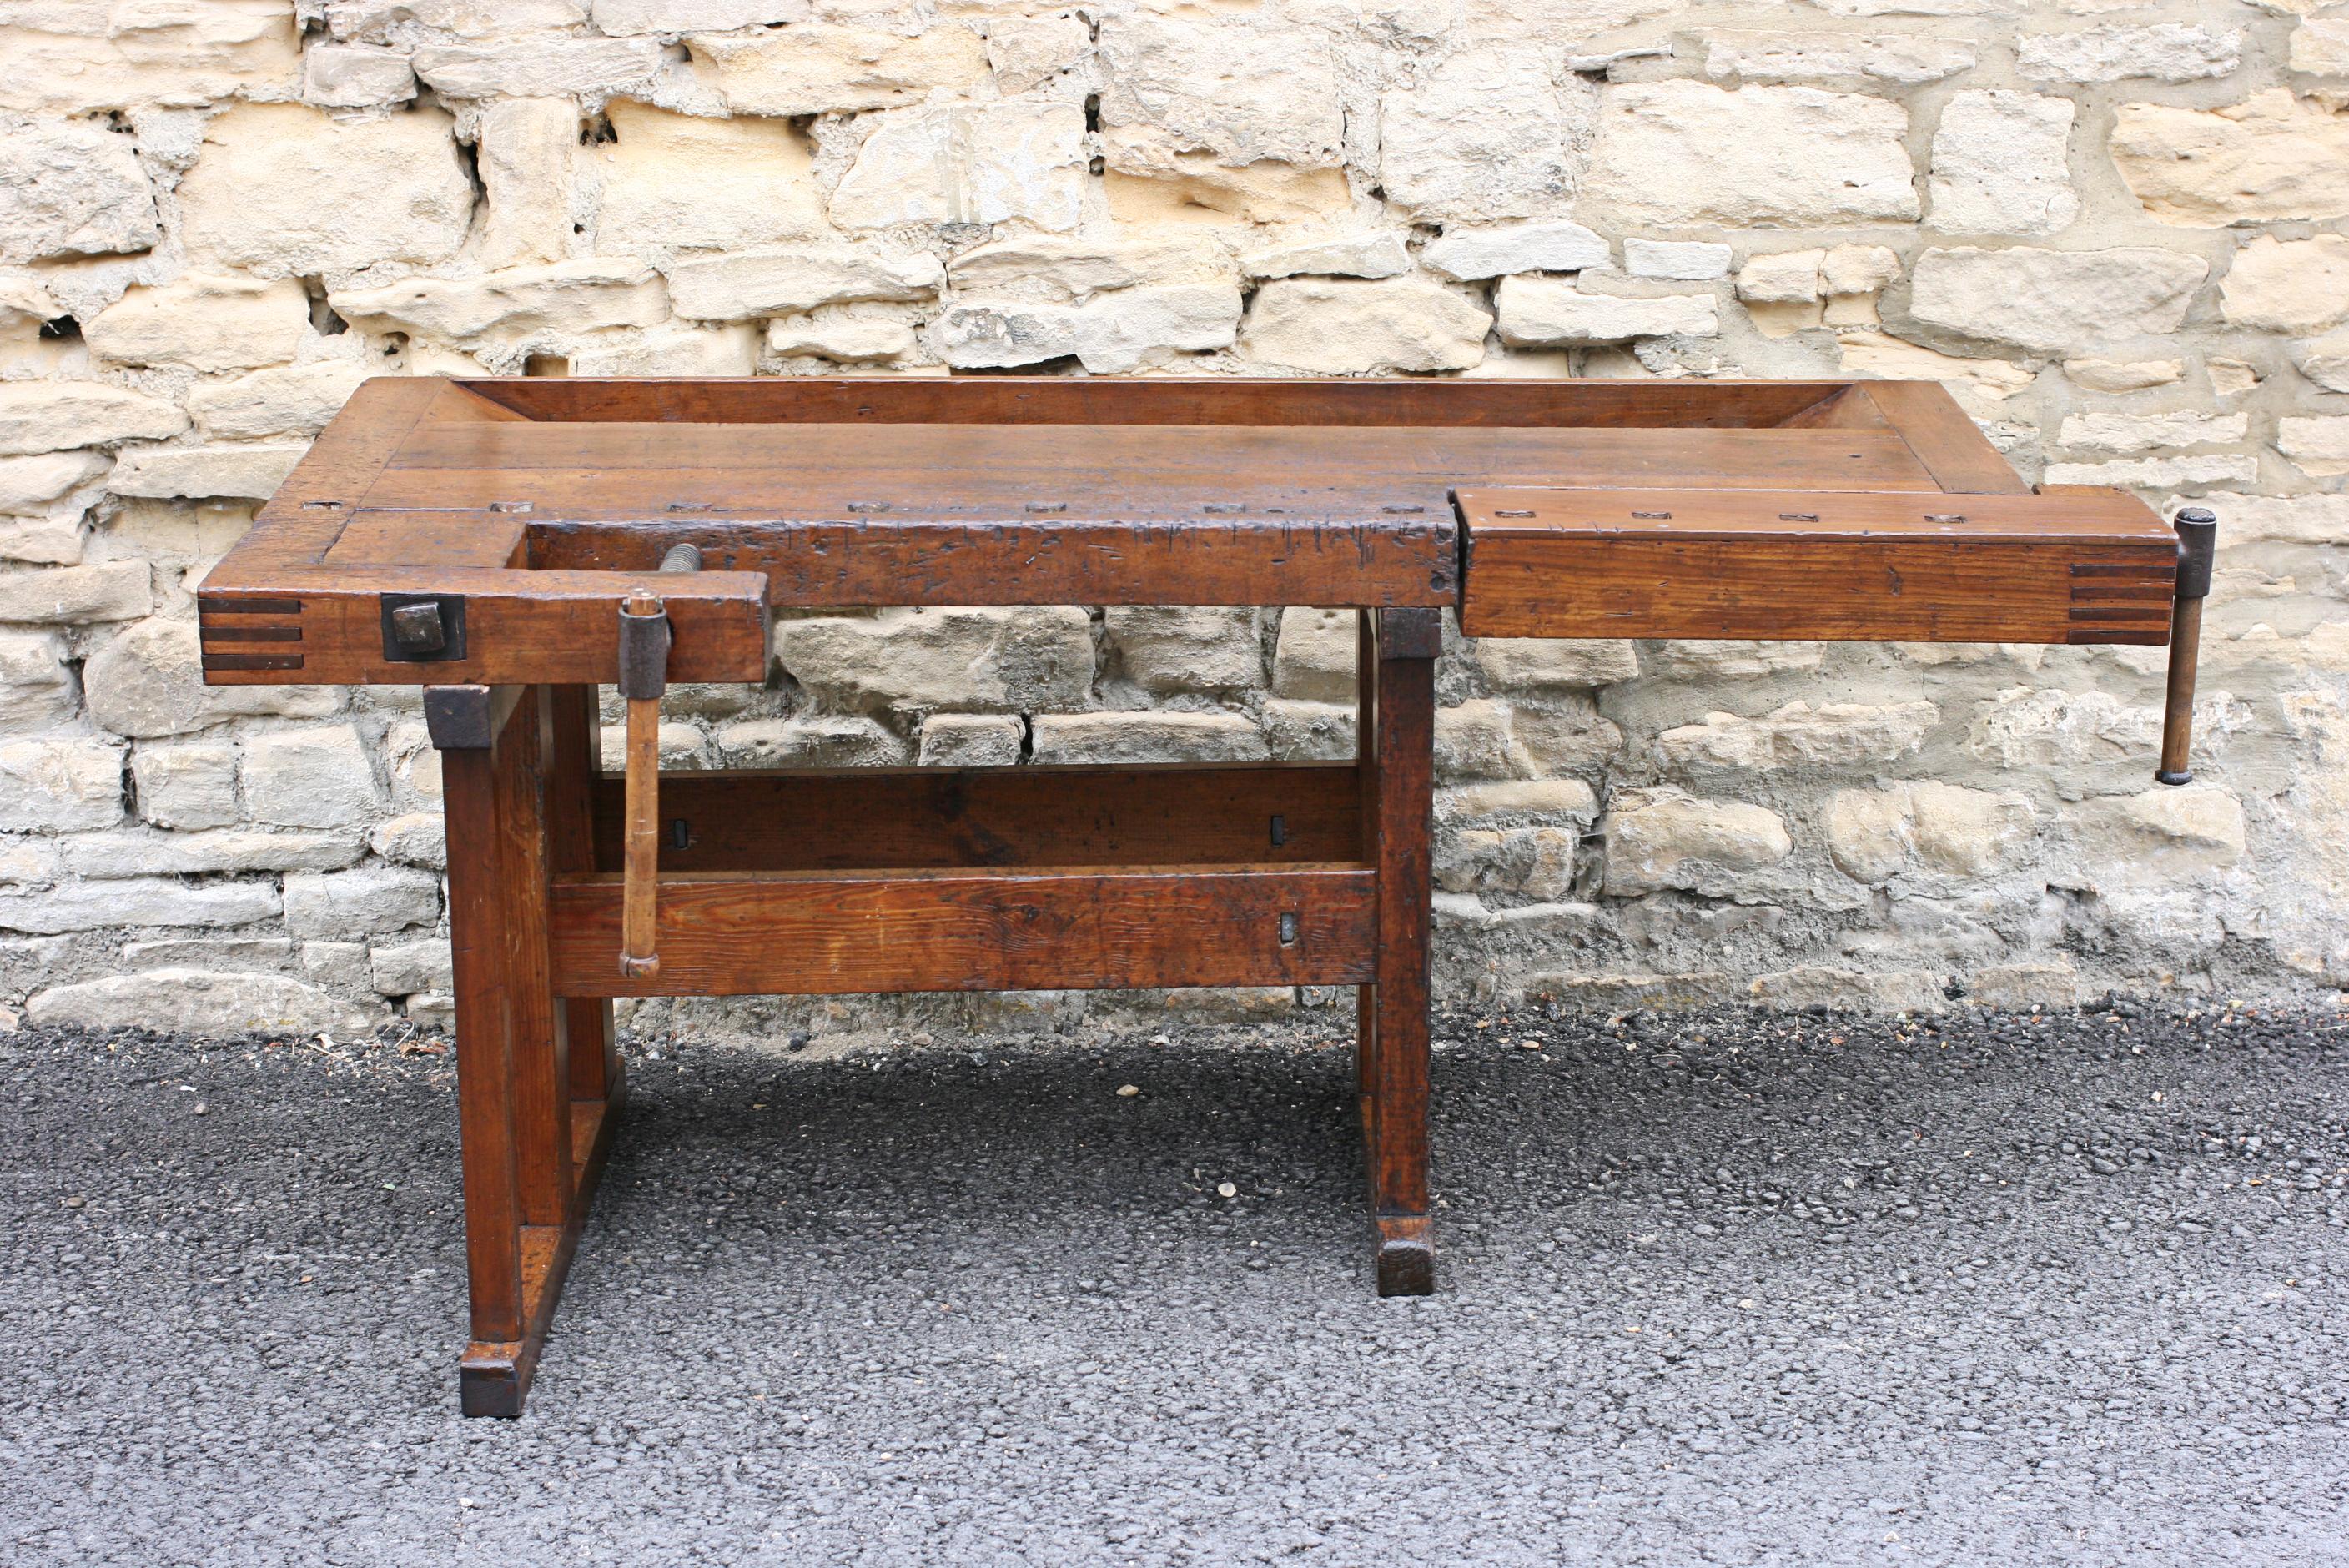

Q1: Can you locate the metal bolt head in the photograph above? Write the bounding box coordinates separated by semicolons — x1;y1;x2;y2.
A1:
388;601;445;655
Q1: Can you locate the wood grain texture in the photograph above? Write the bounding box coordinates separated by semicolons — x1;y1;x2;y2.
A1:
1860;381;2031;495
546;684;621;1105
546;865;1376;998
1456;487;2177;643
585;762;1363;873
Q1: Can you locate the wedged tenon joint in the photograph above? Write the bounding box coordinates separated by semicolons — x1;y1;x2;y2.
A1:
1376;606;1443;661
425;685;498;751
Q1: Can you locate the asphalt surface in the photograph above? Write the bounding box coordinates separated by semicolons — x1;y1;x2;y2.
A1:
5;1000;2348;1566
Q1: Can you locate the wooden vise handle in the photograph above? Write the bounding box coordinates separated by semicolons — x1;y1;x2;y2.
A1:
2155;507;2217;787
615;544;702;979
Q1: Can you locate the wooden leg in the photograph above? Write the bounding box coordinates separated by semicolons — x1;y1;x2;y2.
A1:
546;686;624;1106
1357;610;1438;1297
432;685;624;1418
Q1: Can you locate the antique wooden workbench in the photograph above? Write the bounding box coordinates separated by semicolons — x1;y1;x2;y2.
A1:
199;375;2211;1415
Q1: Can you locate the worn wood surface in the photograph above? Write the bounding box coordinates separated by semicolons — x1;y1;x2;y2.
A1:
584;762;1362;873
1457;486;2178;643
546;865;1376;998
546;684;621;1105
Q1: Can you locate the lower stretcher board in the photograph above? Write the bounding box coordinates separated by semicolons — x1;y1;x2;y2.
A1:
1455;487;2180;644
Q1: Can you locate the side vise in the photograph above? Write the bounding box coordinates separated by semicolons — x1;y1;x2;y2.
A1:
2156;507;2217;787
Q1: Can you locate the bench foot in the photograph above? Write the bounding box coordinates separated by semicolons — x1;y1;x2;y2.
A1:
1374;1215;1435;1296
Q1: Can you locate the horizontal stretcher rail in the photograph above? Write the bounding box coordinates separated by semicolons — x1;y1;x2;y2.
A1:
546;863;1378;998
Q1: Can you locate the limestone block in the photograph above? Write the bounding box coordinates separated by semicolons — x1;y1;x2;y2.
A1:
596;720;709;771
2064;784;2245;882
28;968;368;1036
1737;250;1826;304
928;300;1079;369
571;321;761;377
1907;246;2207;353
688;23;988;115
0;561;150;624
1749;967;1944;1012
83;617;335;737
1602;788;1792;896
0;118;159;264
0;736;121;830
2039;455;2256;488
1240;278;1490;374
2111;91;2349;227
2220;235;2349;334
370;937;453;996
1701;31;1976;83
1435;698;1533;781
0;514;83;567
1381;48;1586;223
1638;640;1824;678
832;102;1086;234
0;626;73;732
477;98;578;271
1097;16;1342;173
1660;700;1938;771
1270;607;1355;702
2281;416;2349;478
2065;359;2182;393
369;812;446;869
1927;90;2079;237
1068;284;1243;374
2197;495;2349;545
2296;333;2349;395
109;444;306;501
133;741;239;829
594;0;806;31
2293;18;2349;77
1496;278;1718;345
413;37;661;98
1473;638;1639;689
1966;962;2078;1010
330;261;667;347
283;865;440;939
242;726;384;829
665;246;942;321
1828;781;2035;883
1822;244;1901;297
1421;222;1610;282
1437;824;1579;898
1029;711;1267;765
0;1;300;117
297;941;366;991
1438;779;1599;827
764;316;913;364
300;44;415;108
1239;232;1410;282
1101;158;1350;228
2020;24;2241;82
1625;239;1731;280
1965;687;2155;767
953;233;1233;301
61;828;362;877
187;361;370;441
2056;411;2246;454
329;0;591;43
0;878;277;933
716;715;911;767
1263;700;1354;761
0;383;185;457
776;606;1094;714
918;713;1023;767
1107;606;1260;694
1585;83;1918;226
0;452;109;515
178;104;474;279
597;99;827;254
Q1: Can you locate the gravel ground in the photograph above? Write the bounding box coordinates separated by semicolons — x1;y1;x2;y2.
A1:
6;1000;2349;1566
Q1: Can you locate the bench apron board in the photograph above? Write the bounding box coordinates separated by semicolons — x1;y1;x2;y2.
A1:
199;375;2212;1415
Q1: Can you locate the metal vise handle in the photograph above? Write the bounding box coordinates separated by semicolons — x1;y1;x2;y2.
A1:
615;544;702;979
2155;507;2217;787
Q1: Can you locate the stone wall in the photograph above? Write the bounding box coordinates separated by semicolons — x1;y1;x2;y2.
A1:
0;0;2344;1038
